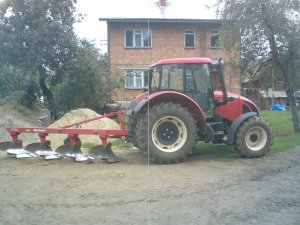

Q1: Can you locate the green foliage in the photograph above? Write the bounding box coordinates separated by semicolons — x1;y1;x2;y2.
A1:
216;0;300;132
21;80;41;108
0;64;27;98
53;41;109;114
0;0;112;116
217;0;300;75
0;0;78;114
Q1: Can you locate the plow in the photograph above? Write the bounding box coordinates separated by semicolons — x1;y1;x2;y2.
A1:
0;111;128;163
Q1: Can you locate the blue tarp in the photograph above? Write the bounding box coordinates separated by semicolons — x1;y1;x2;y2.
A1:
271;104;286;111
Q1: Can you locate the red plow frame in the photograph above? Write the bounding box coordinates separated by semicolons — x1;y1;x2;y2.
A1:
0;111;129;163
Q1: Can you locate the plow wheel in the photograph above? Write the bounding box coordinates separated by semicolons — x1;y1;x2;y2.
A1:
136;102;197;164
88;143;120;163
0;139;23;151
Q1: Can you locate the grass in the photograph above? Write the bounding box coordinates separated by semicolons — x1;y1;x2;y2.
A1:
110;139;133;148
193;110;300;161
260;110;300;154
82;142;99;149
260;110;296;136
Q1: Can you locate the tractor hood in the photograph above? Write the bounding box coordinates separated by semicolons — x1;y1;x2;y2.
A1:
214;90;259;122
214;90;257;106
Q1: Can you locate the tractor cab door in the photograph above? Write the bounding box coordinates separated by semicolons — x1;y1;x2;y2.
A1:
185;64;214;117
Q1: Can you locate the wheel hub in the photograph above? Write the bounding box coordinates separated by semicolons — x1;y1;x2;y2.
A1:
152;116;187;153
245;126;268;151
156;122;179;145
250;133;259;142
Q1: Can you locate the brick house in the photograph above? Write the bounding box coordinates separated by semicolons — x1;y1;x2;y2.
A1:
99;18;240;102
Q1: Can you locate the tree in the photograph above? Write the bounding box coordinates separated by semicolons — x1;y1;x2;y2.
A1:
216;0;300;133
0;63;27;98
0;0;78;115
53;40;109;114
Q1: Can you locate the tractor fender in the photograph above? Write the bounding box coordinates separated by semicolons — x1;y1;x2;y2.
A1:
227;112;257;144
133;91;207;134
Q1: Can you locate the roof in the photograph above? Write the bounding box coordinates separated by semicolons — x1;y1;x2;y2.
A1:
260;90;287;98
99;17;221;25
150;57;213;67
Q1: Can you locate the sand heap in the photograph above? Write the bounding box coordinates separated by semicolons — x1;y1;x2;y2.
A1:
47;108;120;148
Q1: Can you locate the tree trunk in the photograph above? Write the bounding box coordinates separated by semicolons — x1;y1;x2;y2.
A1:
261;12;300;133
273;64;300;133
273;63;300;133
286;88;300;133
38;65;57;119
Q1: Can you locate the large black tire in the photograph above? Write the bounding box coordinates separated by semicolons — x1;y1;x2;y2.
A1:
135;102;197;164
234;116;272;158
126;113;139;148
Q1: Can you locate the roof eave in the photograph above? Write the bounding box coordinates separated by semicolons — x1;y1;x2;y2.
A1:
99;17;221;24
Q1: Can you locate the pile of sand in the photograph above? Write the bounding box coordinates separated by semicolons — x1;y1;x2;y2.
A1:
0;104;40;144
47;108;120;148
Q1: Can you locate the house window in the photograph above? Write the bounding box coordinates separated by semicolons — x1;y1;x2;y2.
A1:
185;30;195;48
125;29;152;48
210;30;220;48
125;69;149;89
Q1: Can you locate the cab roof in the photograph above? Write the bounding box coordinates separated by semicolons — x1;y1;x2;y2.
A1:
150;58;213;68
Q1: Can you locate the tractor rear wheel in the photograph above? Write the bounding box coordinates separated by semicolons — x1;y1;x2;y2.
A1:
136;102;197;164
127;114;139;148
234;116;272;158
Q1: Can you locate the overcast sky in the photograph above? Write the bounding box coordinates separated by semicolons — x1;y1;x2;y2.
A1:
0;0;218;51
75;0;218;51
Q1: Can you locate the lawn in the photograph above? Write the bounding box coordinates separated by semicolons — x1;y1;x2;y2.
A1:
260;110;300;154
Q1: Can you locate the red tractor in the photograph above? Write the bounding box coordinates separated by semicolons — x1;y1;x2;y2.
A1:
0;57;272;164
126;57;272;163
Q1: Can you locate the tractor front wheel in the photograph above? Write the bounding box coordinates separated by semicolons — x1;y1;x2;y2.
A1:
234;116;272;158
136;102;197;164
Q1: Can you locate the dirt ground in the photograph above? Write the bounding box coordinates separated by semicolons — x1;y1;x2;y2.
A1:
0;104;300;225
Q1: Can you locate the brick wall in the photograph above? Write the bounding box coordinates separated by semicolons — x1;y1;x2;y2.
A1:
106;20;240;101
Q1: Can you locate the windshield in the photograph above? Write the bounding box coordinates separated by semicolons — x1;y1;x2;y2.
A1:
150;63;210;92
150;64;185;91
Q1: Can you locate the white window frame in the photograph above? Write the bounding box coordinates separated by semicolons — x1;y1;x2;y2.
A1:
125;69;148;89
210;30;220;48
184;30;195;48
125;29;152;48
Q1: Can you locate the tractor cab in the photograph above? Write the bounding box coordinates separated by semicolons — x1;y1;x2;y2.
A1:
149;58;225;117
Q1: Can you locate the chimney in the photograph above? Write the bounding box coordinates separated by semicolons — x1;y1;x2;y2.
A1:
159;0;167;7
